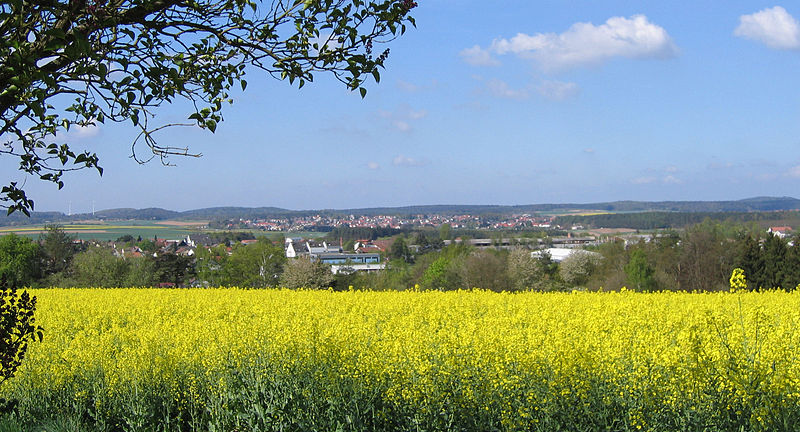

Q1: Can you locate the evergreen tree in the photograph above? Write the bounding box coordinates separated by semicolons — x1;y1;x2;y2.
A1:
762;233;787;289
782;242;800;291
735;235;764;291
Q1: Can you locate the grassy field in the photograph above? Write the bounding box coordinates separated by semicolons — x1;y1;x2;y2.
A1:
0;221;200;241
2;289;799;431
0;222;330;242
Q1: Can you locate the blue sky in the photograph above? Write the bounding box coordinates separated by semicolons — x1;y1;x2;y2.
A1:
7;1;800;213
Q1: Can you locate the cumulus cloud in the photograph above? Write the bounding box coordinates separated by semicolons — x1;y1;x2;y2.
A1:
459;45;500;66
367;161;380;170
485;15;677;71
735;6;800;50
393;155;426;167
537;80;579;100
63;124;100;141
486;79;529;99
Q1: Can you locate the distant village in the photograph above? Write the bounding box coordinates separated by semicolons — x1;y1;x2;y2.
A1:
213;212;555;231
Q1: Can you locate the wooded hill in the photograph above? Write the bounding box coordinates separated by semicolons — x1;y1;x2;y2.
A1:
3;196;799;227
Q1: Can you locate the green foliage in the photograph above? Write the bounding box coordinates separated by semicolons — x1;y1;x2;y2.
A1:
1;0;417;214
439;223;451;241
678;219;735;291
39;225;78;276
0;234;40;287
122;257;156;288
624;249;657;292
69;248;130;288
419;245;469;291
194;244;231;287
153;254;195;287
389;237;413;263
224;239;286;288
555;210;800;230
762;233;788;289
732;233;800;291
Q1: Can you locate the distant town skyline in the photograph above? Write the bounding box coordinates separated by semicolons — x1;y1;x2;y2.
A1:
3;1;800;213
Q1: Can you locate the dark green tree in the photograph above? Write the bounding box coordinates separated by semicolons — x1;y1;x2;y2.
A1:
0;234;41;287
390;236;412;263
783;243;800;291
153;253;195;287
624;249;656;292
39;225;77;276
1;0;417;214
762;233;788;289
735;234;764;291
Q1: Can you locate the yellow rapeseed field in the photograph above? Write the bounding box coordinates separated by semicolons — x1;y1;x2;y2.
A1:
3;289;800;431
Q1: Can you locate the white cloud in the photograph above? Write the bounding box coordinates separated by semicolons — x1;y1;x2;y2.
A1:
582;148;595;154
486;79;529;99
396;79;440;93
392;120;411;132
367;161;380;170
735;6;800;50
407;109;427;120
393;155;426;167
537;80;579;100
662;175;681;184
64;124;100;140
379;106;428;132
488;15;677;71
631;176;657;185
459;45;500;66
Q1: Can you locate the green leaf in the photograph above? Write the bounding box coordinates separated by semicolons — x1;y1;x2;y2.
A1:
359;87;367;98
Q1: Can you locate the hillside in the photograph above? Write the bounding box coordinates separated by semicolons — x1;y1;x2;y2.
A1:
2;196;799;226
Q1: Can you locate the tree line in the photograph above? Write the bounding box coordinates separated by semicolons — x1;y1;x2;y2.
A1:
2;220;798;292
555;210;800;230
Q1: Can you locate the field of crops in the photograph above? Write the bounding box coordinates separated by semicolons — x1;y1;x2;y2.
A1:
2;289;800;431
0;222;199;242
